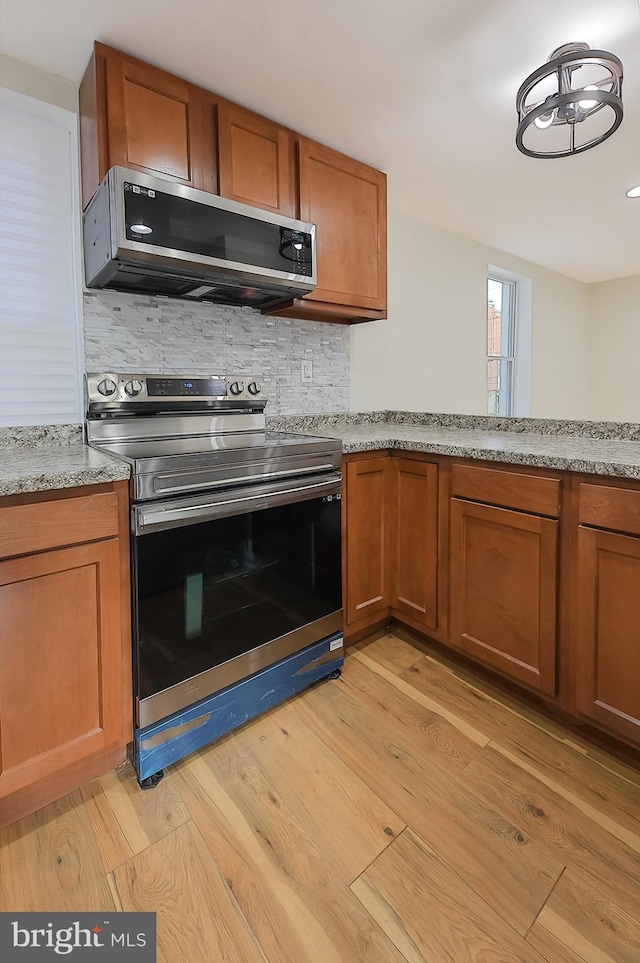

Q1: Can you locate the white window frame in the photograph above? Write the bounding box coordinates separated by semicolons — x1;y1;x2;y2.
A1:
487;264;532;418
0;87;84;426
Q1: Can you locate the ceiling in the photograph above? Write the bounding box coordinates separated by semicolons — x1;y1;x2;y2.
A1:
1;0;639;283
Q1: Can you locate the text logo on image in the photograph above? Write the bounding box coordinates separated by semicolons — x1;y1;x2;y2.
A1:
0;912;156;960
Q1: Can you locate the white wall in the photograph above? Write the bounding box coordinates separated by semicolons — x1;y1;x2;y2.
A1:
4;54;636;424
588;275;640;422
351;208;591;418
0;55;78;112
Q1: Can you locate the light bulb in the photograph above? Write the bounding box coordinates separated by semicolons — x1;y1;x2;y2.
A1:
626;185;640;198
534;111;554;129
130;223;153;235
578;85;598;110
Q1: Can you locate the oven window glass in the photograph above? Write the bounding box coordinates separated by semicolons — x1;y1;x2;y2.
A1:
123;184;313;276
133;497;341;701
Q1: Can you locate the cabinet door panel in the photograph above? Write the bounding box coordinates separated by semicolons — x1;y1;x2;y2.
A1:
449;499;558;695
576;527;640;744
392;458;438;630
345;458;391;624
0;540;124;799
218;103;295;215
105;52;195;183
298;138;386;311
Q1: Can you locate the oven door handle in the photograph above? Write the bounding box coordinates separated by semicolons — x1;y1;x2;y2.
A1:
134;473;342;534
152;461;340;495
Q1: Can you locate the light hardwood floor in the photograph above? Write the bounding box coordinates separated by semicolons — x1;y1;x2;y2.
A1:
2;632;640;962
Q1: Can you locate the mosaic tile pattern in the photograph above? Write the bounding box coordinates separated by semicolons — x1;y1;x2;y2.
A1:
83;293;350;414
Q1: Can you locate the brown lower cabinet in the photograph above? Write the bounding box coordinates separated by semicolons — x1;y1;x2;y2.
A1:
449;499;558;696
344;453;440;637
391;457;438;631
344;455;392;626
0;482;132;829
576;526;640;746
344;451;640;753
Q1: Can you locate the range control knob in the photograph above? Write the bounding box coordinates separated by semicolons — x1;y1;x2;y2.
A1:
97;378;117;397
247;381;262;396
229;381;245;396
124;379;144;397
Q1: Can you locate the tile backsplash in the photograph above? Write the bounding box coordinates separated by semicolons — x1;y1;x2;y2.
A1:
83;291;350;414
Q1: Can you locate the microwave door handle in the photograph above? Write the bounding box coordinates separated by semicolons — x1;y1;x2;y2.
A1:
135;475;342;535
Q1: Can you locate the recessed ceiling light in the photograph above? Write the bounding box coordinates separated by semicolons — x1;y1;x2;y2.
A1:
626;185;640;198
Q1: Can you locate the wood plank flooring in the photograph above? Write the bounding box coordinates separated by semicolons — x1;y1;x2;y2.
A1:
2;631;640;962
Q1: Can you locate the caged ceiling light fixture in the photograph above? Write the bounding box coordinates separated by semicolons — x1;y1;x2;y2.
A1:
516;42;623;158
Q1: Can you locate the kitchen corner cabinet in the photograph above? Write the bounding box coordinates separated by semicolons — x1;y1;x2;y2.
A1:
0;483;132;829
217;101;296;216
344;455;392;628
344;453;439;637
391;457;439;632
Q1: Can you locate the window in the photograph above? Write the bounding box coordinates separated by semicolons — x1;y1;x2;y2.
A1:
0;88;83;427
487;276;516;416
487;267;532;417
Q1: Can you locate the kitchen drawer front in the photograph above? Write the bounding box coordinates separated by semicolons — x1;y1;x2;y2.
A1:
451;463;560;517
579;482;640;536
0;491;119;559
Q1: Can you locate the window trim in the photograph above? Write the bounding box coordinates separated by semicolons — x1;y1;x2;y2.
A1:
487;264;532;418
0;86;84;426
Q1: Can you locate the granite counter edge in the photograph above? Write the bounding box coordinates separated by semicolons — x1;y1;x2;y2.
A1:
339;436;640;479
0;463;131;497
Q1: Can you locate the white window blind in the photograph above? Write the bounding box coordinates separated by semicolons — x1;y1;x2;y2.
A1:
0;88;83;426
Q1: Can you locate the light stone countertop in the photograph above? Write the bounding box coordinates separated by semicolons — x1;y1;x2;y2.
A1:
6;411;640;497
0;427;131;497
268;416;640;479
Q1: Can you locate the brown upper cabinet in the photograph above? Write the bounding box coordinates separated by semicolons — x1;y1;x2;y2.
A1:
80;43;211;208
298;139;386;313
217;102;296;217
79;43;387;323
266;138;387;323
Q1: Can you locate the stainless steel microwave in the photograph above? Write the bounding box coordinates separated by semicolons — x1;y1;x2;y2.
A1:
83;166;317;308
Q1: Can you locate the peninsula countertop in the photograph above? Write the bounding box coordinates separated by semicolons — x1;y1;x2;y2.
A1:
266;412;640;480
7;411;640;495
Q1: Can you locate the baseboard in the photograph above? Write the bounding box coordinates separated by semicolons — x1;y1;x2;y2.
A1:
0;745;127;831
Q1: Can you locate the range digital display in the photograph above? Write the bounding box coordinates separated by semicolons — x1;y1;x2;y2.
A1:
146;378;227;398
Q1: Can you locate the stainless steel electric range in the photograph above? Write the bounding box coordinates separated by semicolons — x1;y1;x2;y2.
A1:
86;372;344;785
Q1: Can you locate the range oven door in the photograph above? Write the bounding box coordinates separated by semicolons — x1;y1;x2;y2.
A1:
131;473;342;728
